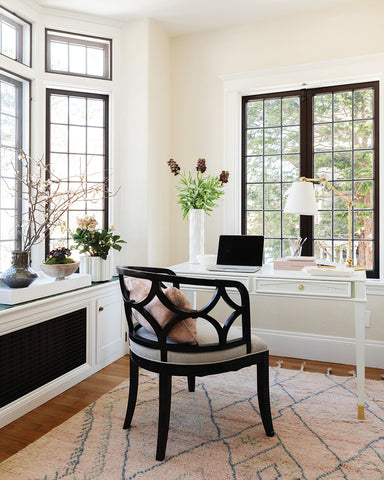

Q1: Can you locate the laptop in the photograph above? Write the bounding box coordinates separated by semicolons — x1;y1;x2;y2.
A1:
207;235;264;273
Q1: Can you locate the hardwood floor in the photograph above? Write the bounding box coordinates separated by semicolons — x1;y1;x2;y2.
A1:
0;354;382;463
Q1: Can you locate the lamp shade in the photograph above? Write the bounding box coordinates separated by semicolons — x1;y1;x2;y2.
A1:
284;181;318;215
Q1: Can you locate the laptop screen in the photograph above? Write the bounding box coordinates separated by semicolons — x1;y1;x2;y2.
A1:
216;235;264;266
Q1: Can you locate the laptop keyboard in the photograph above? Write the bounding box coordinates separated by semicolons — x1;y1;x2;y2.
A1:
207;265;261;273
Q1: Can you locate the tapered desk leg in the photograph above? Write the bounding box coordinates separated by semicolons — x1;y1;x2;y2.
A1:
355;301;366;420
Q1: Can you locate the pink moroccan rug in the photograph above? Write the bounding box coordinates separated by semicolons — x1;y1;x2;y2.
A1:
1;366;383;479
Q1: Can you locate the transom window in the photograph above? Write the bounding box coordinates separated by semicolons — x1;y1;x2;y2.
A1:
242;81;379;278
46;89;109;255
46;29;111;79
0;6;31;66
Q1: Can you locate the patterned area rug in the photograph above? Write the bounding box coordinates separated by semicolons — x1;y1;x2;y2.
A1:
1;366;383;480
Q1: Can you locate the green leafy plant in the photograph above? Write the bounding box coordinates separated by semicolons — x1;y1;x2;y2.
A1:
44;247;75;264
71;216;126;260
167;158;229;219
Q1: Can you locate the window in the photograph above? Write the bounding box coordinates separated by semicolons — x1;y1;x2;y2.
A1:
0;6;31;66
242;82;379;278
46;29;111;80
46;89;109;255
0;71;29;271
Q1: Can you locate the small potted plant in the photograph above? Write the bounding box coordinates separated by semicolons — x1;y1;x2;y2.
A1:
41;248;80;281
71;216;126;282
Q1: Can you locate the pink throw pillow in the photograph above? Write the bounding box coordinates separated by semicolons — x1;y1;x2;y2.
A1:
127;277;198;345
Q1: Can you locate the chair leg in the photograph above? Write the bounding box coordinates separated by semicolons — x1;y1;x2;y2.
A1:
257;359;274;437
187;375;195;392
156;373;172;461
123;358;139;429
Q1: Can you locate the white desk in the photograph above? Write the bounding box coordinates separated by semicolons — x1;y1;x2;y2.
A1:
170;262;367;420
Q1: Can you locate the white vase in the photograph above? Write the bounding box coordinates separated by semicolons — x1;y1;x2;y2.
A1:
79;255;112;282
189;209;204;263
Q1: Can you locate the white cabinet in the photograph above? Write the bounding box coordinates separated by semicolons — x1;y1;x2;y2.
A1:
0;280;128;428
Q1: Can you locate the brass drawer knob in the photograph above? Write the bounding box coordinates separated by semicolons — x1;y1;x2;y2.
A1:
98;306;104;312
298;284;304;291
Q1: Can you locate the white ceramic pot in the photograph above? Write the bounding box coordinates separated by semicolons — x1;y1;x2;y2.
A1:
79;255;112;282
40;261;80;281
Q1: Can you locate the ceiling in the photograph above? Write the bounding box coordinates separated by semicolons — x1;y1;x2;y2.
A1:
35;0;359;36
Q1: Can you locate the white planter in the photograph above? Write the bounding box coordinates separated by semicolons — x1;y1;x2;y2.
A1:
80;255;112;282
189;209;204;264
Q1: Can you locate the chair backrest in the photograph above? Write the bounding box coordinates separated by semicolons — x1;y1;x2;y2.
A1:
117;266;252;361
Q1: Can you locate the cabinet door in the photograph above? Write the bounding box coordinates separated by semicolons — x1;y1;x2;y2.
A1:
96;293;127;366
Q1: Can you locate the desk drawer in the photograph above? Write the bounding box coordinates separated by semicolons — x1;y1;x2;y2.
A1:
255;278;351;298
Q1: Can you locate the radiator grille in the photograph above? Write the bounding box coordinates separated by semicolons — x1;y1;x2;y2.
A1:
0;308;86;408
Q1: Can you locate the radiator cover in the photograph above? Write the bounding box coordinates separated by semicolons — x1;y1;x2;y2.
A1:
0;308;87;408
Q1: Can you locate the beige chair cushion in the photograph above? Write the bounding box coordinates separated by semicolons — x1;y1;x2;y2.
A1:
129;320;268;365
128;277;198;345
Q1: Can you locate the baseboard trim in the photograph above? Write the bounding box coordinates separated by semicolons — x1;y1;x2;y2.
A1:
252;328;384;369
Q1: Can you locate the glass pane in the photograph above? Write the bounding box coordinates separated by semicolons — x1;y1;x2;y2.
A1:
1;241;15;271
334;121;352;151
333;152;352;180
247;157;263;182
334;211;348;238
355;241;372;269
282;97;300;126
282;154;299;181
69;97;86;125
264;156;280;182
2;22;17;59
354;120;373;149
314;239;332;262
87;47;104;76
264;183;281;209
1;178;15;208
354;180;373;208
0;210;14;240
354;89;373;120
264;99;281;127
314;211;332;238
313;124;332;152
69;125;86;153
314;153;332;179
282;212;299;237
355;211;372;239
264;239;280;263
69;154;86;179
50;95;68;124
333;181;352;210
50;124;68;152
265;211;281;237
69;44;86;74
264;128;281;154
1;81;16;115
313;94;332;123
247;184;263;210
316;185;332;210
50;153;68;179
334;239;349;263
87;155;104;182
247;129;263;155
87;127;104;154
1;148;16;177
282;126;299;154
86;183;104;209
1;114;16;146
246;211;263;235
87;99;104;127
354;151;373;179
334;91;352;121
50;41;69;71
247;101;263;128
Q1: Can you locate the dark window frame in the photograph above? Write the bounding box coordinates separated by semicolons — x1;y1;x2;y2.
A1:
0;5;32;66
242;81;379;278
45;88;109;256
45;29;112;80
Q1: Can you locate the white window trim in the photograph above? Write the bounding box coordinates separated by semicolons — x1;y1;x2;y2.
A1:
220;53;384;285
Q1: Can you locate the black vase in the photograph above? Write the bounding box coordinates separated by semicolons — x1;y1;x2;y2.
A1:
2;250;38;288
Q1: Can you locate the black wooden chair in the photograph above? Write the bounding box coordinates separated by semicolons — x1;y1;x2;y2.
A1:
117;266;274;461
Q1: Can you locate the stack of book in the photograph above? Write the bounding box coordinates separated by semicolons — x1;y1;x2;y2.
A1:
273;256;316;271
